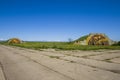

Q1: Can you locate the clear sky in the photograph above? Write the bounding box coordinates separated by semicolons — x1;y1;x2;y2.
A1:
0;0;120;41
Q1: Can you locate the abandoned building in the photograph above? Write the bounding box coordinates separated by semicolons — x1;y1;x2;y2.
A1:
74;33;114;45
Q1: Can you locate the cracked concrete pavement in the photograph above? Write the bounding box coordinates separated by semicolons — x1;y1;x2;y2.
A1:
0;45;120;80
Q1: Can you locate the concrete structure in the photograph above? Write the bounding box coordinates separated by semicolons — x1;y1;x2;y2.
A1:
74;33;114;45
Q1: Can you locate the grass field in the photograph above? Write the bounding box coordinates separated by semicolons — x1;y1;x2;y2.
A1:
0;41;120;50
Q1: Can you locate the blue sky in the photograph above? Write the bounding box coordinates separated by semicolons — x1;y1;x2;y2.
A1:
0;0;120;41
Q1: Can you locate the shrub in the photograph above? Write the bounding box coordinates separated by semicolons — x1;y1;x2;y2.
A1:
112;41;120;46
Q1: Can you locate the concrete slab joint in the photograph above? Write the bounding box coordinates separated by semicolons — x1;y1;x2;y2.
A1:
0;63;6;80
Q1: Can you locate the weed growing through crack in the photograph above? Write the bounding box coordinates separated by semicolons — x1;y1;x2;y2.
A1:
49;56;60;59
103;59;112;63
70;61;75;63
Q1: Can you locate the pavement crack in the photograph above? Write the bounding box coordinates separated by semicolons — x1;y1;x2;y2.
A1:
58;58;120;75
16;54;75;80
0;62;8;80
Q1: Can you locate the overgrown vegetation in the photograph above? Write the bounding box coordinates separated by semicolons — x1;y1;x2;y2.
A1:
74;35;89;42
112;41;120;46
0;41;120;50
8;38;22;44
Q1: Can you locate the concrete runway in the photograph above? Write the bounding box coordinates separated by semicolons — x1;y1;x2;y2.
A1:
0;45;120;80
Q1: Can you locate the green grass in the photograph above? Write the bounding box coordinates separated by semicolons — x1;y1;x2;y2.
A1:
0;41;120;50
75;35;89;42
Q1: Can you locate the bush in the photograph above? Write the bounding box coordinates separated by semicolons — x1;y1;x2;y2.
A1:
112;41;120;46
117;41;120;46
